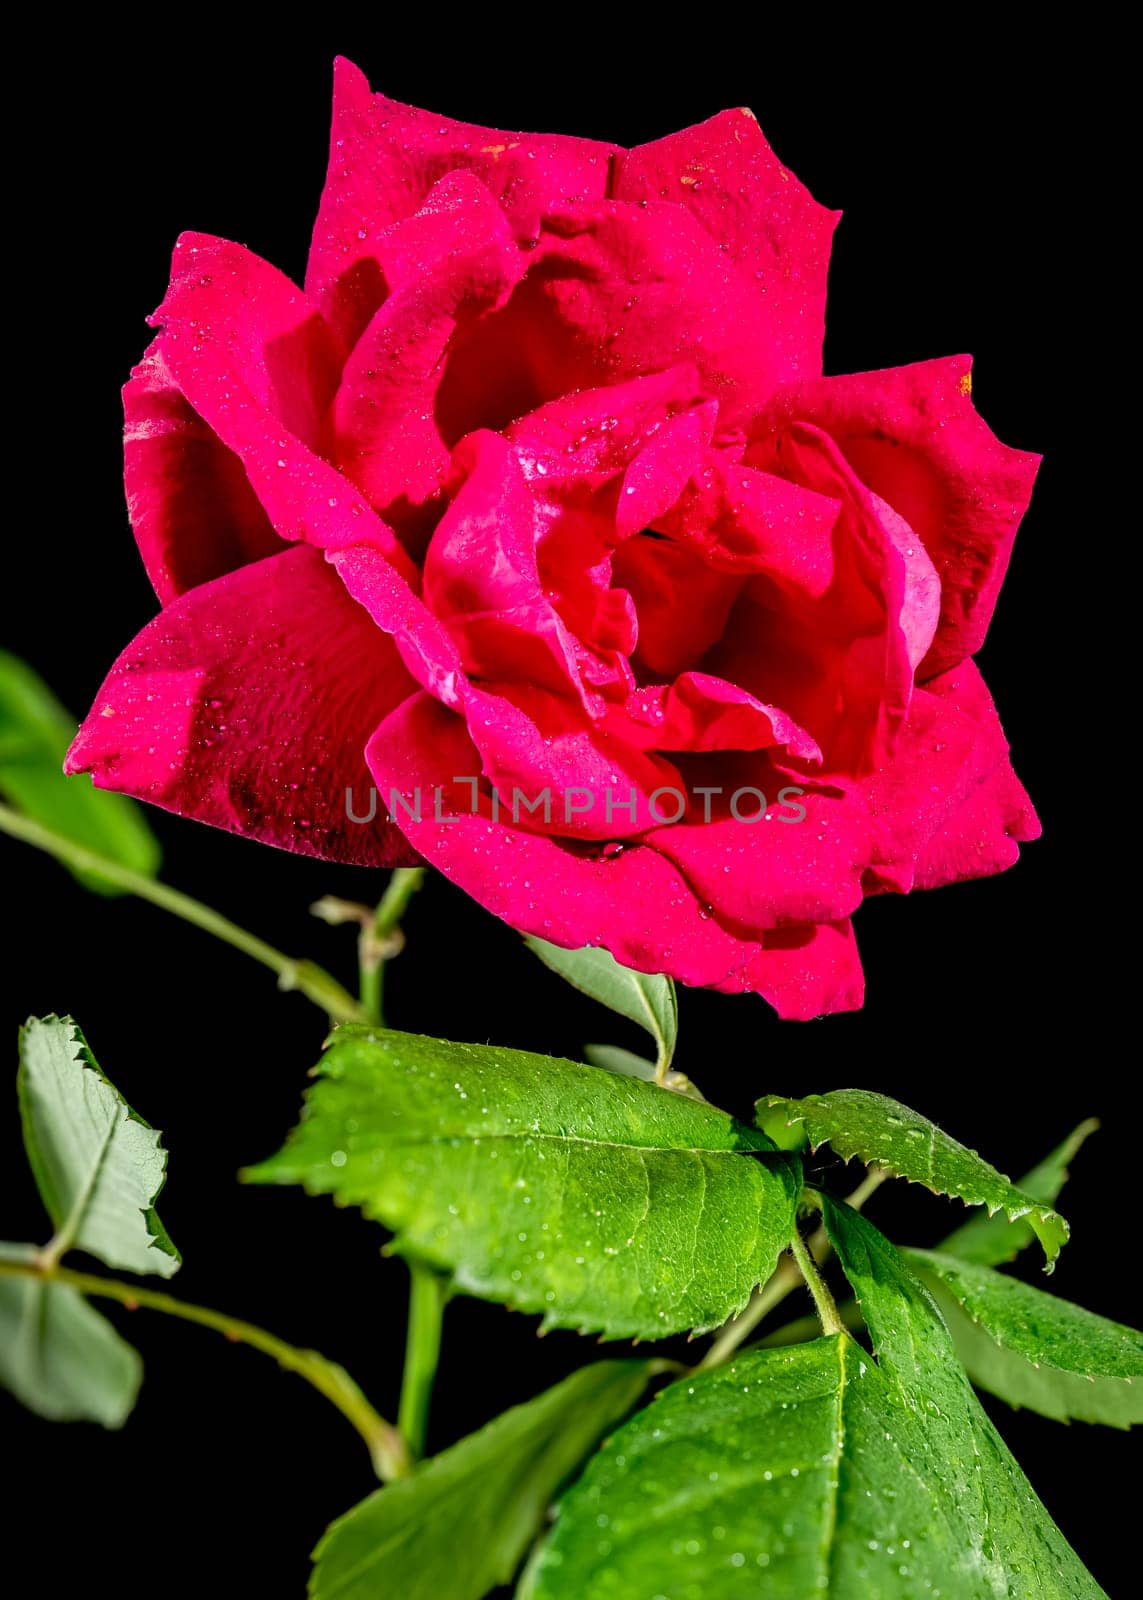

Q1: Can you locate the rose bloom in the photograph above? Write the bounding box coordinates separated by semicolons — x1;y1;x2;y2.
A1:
68;58;1039;1019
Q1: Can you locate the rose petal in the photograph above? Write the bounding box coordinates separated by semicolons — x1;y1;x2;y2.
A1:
508;365;707;487
307;57;619;342
714;422;912;771
615;404;717;539
611;538;743;679
644;766;867;930
437;200;797;437
331;173;527;530
860;660;1037;893
614;108;839;380
869;491;941;672
152;232;415;579
752;356;1040;676
423;430;592;705
614;672;820;761
908;660;1039;890
65;546;416;866
332;530;678;839
732;920;865;1020
123;340;284;604
657;454;841;588
366;691;787;986
455;679;684;840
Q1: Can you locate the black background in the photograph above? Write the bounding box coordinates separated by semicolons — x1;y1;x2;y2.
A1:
3;26;1132;1597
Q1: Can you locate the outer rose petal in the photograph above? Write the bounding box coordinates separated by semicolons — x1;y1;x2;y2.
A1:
307;57;619;343
613;109;839;380
732;920;864;1021
365;690;856;1016
911;761;1038;890
908;661;1040;890
152;233;415;579
753;356;1040;676
65;547;417;867
643;767;868;931
125;341;284;604
860;659;1038;893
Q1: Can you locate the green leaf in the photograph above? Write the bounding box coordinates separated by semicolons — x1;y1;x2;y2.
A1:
18;1016;179;1277
939;1119;1099;1267
760;1090;1068;1268
0;649;160;894
311;1361;654;1600
906;1248;1143;1429
583;1044;705;1102
525;938;677;1073
526;1213;1102;1599
0;1243;141;1426
246;1027;798;1341
754;1100;810;1152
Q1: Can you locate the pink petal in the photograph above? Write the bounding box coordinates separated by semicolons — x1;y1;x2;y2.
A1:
124;341;284;604
860;660;1038;894
908;661;1039;890
658;454;842;588
152;232;415;580
330;173;527;530
307;57;619;342
365;692;792;987
614;108;839;380
753;356;1040;677
911;761;1039;890
610;538;742;679
643;765;868;931
65;547;416;866
454;680;684;840
614;672;820;761
870;491;941;672
507;365;707;487
423;431;591;704
732;920;865;1021
614;404;717;538
713;423;912;772
332;536;678;840
438;200;798;434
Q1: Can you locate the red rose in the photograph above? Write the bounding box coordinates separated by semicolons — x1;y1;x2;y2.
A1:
68;58;1039;1019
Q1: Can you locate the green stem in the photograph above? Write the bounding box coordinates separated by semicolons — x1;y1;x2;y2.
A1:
0;804;365;1024
359;868;425;1025
0;1255;407;1480
397;1262;445;1461
699;1166;887;1369
790;1226;844;1336
374;867;426;941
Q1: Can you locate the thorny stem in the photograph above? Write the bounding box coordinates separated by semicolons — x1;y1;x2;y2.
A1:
0;805;365;1024
699;1166;888;1368
0;1255;407;1480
